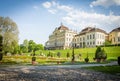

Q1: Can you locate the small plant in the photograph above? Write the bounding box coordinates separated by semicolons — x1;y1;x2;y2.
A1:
85;53;89;63
32;54;36;65
66;52;70;58
85;57;89;63
57;52;61;58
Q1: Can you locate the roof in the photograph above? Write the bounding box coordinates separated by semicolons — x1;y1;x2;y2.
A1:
78;27;107;35
110;27;120;33
77;27;93;36
81;27;93;32
58;24;69;30
89;28;108;34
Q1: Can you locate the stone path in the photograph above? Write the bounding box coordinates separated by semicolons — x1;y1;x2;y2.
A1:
0;61;119;81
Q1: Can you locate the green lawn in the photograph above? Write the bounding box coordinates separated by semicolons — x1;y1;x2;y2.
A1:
83;65;120;75
1;46;120;64
41;46;120;61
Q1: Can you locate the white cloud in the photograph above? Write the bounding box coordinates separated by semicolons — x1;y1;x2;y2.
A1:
57;5;73;12
42;1;120;32
42;2;52;8
42;1;73;14
62;9;120;32
48;9;57;14
90;0;120;8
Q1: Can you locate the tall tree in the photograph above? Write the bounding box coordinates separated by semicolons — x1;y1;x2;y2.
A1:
28;40;36;52
21;39;29;53
0;35;3;61
34;44;44;51
0;17;19;54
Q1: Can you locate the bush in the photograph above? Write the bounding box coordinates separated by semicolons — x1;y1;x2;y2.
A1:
100;44;120;47
85;57;89;63
0;53;3;61
95;46;101;59
118;56;120;65
95;47;107;62
32;56;36;61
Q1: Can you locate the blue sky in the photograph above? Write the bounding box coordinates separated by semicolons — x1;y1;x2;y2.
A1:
0;0;120;45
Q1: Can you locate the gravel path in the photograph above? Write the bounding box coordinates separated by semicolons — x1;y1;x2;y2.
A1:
0;64;120;81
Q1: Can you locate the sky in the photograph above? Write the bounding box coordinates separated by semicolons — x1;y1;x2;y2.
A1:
0;0;120;45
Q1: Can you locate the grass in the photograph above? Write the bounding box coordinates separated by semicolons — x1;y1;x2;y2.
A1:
41;46;120;61
83;65;120;75
1;46;120;65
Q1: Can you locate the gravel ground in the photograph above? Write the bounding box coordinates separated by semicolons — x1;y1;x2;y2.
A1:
0;66;120;81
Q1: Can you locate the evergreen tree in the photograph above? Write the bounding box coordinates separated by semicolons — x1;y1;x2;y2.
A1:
0;35;3;61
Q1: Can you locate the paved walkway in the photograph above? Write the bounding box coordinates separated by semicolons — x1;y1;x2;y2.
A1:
0;61;119;81
1;61;118;69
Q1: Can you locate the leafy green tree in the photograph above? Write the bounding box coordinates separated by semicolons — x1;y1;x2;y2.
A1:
23;39;29;52
11;41;19;54
20;39;44;54
20;44;26;53
20;39;29;53
0;35;3;61
0;17;19;54
28;40;36;52
34;44;44;51
95;46;101;59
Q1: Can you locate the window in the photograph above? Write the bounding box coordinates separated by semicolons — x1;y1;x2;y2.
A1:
114;37;115;42
99;34;101;39
69;38;71;41
83;37;85;41
75;39;76;42
87;35;89;39
98;41;99;44
93;41;95;45
69;34;71;36
87;42;89;45
90;35;92;39
80;38;82;41
118;37;120;42
97;34;99;39
102;35;104;39
90;42;92;45
93;34;95;39
77;38;79;41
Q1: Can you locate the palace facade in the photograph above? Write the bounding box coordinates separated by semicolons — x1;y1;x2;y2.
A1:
45;24;77;49
73;27;108;48
45;24;120;49
109;27;120;45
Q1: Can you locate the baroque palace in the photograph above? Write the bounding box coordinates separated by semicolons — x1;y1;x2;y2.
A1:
45;24;120;49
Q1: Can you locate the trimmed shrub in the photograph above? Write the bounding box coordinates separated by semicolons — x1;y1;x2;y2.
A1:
95;46;107;62
85;57;89;63
118;56;120;65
